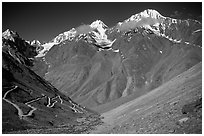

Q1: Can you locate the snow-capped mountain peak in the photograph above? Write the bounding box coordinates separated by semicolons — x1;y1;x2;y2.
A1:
90;20;108;30
136;9;164;20
88;20;113;45
2;29;19;42
36;28;77;57
116;9;166;33
51;20;108;45
31;40;41;46
36;20;113;58
52;28;77;44
90;20;108;39
125;9;165;23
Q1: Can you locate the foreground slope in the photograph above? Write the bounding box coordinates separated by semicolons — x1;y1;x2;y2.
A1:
90;62;202;134
2;30;102;133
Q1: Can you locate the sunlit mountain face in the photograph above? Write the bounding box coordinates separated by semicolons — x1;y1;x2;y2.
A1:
2;8;202;134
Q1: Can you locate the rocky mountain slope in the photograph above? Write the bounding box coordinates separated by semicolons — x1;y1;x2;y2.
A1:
2;30;102;133
30;9;202;111
91;62;202;134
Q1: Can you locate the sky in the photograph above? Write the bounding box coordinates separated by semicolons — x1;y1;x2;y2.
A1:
2;2;202;43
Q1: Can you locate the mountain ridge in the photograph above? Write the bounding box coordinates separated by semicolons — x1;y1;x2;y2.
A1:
3;9;201;58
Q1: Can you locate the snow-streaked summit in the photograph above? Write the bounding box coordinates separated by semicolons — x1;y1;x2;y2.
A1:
90;20;108;40
116;9;166;33
52;28;77;44
126;9;165;22
88;20;114;46
2;29;19;42
90;20;108;33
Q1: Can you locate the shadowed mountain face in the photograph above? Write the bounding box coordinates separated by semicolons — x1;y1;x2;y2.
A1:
31;10;201;111
2;32;102;133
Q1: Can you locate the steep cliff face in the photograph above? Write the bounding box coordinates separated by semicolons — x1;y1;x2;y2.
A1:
31;9;202;110
2;30;102;133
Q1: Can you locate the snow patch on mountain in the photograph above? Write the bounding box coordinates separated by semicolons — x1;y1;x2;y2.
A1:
36;42;57;57
160;34;182;44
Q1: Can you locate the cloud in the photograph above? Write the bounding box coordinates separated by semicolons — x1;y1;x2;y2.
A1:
170;11;183;19
76;25;93;35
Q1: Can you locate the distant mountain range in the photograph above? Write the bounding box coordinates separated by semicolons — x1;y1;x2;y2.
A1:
23;9;201;57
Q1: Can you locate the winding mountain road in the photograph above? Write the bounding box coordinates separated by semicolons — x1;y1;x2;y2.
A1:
3;84;85;120
3;86;44;119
